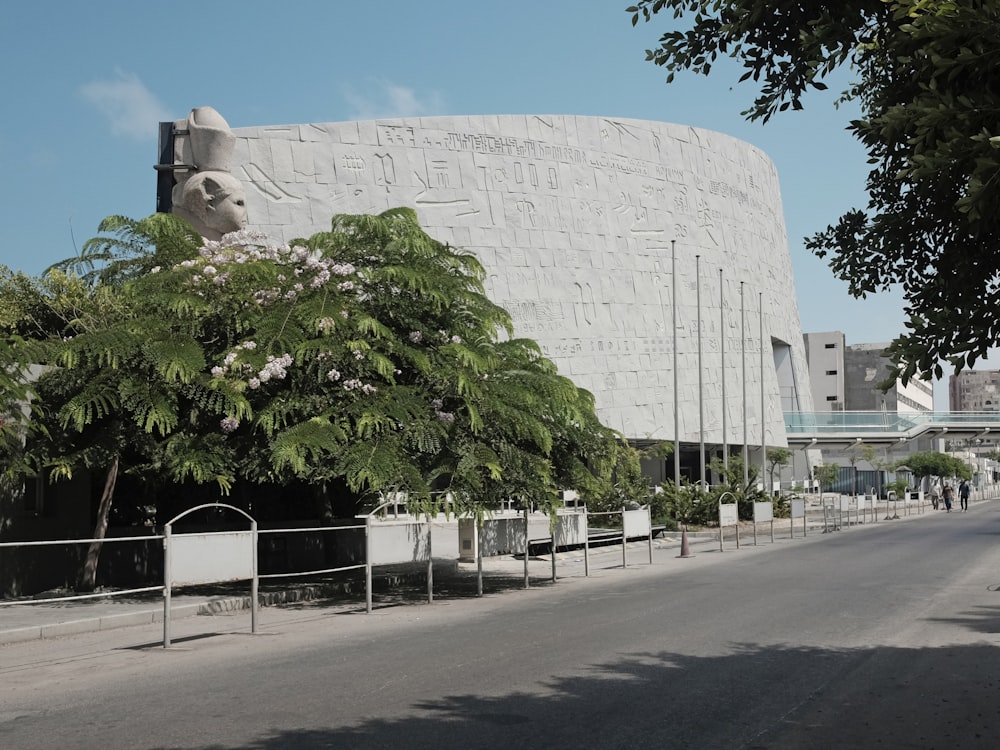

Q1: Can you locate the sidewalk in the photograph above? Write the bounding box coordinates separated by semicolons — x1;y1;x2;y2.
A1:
0;510;920;647
0;535;696;646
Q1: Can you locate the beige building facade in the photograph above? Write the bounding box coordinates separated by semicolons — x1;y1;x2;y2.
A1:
222;114;816;477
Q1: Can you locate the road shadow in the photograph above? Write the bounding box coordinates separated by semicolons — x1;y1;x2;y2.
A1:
179;639;1000;749
928;602;1000;634
275;570;555;614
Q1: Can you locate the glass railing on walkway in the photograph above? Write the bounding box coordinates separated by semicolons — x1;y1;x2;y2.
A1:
784;411;1000;436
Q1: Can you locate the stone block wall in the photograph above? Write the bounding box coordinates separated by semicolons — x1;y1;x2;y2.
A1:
229;115;815;447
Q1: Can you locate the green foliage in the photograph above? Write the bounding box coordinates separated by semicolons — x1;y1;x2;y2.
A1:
4;209;622;524
48;214;203;287
887;477;911;499
658;480;714;528
658;455;779;527
766;447;791;487
630;0;1000;380
656;455;771;528
813;463;841;492
580;438;681;522
901;450;970;480
708;455;769;520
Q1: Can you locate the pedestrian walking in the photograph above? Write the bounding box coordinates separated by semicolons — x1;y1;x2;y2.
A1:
943;483;955;512
930;480;942;510
959;479;971;512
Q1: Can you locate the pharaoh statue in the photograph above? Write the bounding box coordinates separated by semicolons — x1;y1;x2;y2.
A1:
170;106;247;240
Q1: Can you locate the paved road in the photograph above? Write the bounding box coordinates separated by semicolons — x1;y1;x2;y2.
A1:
3;506;1000;749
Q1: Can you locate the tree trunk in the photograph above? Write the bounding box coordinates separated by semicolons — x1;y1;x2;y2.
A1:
77;456;119;592
315;483;335;525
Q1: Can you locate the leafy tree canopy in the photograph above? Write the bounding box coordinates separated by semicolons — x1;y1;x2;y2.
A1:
5;210;626;525
630;0;1000;381
900;450;970;480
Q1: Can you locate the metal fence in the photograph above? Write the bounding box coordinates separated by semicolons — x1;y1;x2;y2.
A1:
6;489;994;646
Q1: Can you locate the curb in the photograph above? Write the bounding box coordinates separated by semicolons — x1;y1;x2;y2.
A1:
0;562;453;646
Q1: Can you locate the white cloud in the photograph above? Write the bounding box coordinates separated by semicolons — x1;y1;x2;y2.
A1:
79;70;172;141
343;79;445;120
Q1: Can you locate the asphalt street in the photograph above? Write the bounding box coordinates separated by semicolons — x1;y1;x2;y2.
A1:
3;504;1000;749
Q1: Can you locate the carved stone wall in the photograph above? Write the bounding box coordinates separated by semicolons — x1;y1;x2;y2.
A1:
230;115;815;447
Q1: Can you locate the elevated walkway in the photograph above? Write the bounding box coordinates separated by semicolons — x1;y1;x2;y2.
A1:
783;411;1000;448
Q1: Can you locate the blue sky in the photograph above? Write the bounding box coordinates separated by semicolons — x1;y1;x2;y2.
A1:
0;1;969;404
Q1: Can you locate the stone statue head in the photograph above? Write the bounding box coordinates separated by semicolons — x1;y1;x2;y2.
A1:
168;106;247;240
175;171;247;240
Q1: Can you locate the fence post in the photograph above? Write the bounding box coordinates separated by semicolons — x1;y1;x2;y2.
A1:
550;518;557;582
523;506;530;590
427;518;434;604
476;519;484;598
365;515;373;614
583;505;590;577
163;524;172;648
621;506;627;569
251;520;258;634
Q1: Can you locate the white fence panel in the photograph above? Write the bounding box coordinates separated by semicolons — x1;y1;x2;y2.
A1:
790;498;805;519
368;522;431;565
623;508;650;538
554;511;588;547
169;531;253;586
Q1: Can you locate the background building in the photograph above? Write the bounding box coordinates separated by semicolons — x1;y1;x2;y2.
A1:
843;342;934;413
804;333;933;414
949;370;1000;412
803;331;846;411
803;332;937;493
947;370;1000;474
223;114;818;483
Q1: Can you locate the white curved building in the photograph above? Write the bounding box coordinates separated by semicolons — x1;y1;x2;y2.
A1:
226;115;815;479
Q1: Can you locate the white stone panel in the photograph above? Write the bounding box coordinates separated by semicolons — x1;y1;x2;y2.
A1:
230;115;816;447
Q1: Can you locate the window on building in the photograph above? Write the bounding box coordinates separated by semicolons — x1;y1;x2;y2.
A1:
825;370;837;375
826;395;838;401
824;343;836;349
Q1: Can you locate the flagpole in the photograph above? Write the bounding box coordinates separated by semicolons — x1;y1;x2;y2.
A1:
720;267;727;470
673;240;680;489
741;281;748;488
760;291;767;493
697;254;705;486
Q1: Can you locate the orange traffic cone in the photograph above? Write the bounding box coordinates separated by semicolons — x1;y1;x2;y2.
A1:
677;525;694;558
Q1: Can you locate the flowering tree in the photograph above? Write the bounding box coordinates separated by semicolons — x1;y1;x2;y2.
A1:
6;209;623;587
1;258;247;590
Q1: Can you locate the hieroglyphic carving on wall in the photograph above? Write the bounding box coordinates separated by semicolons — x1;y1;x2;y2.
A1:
230;115;812;441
